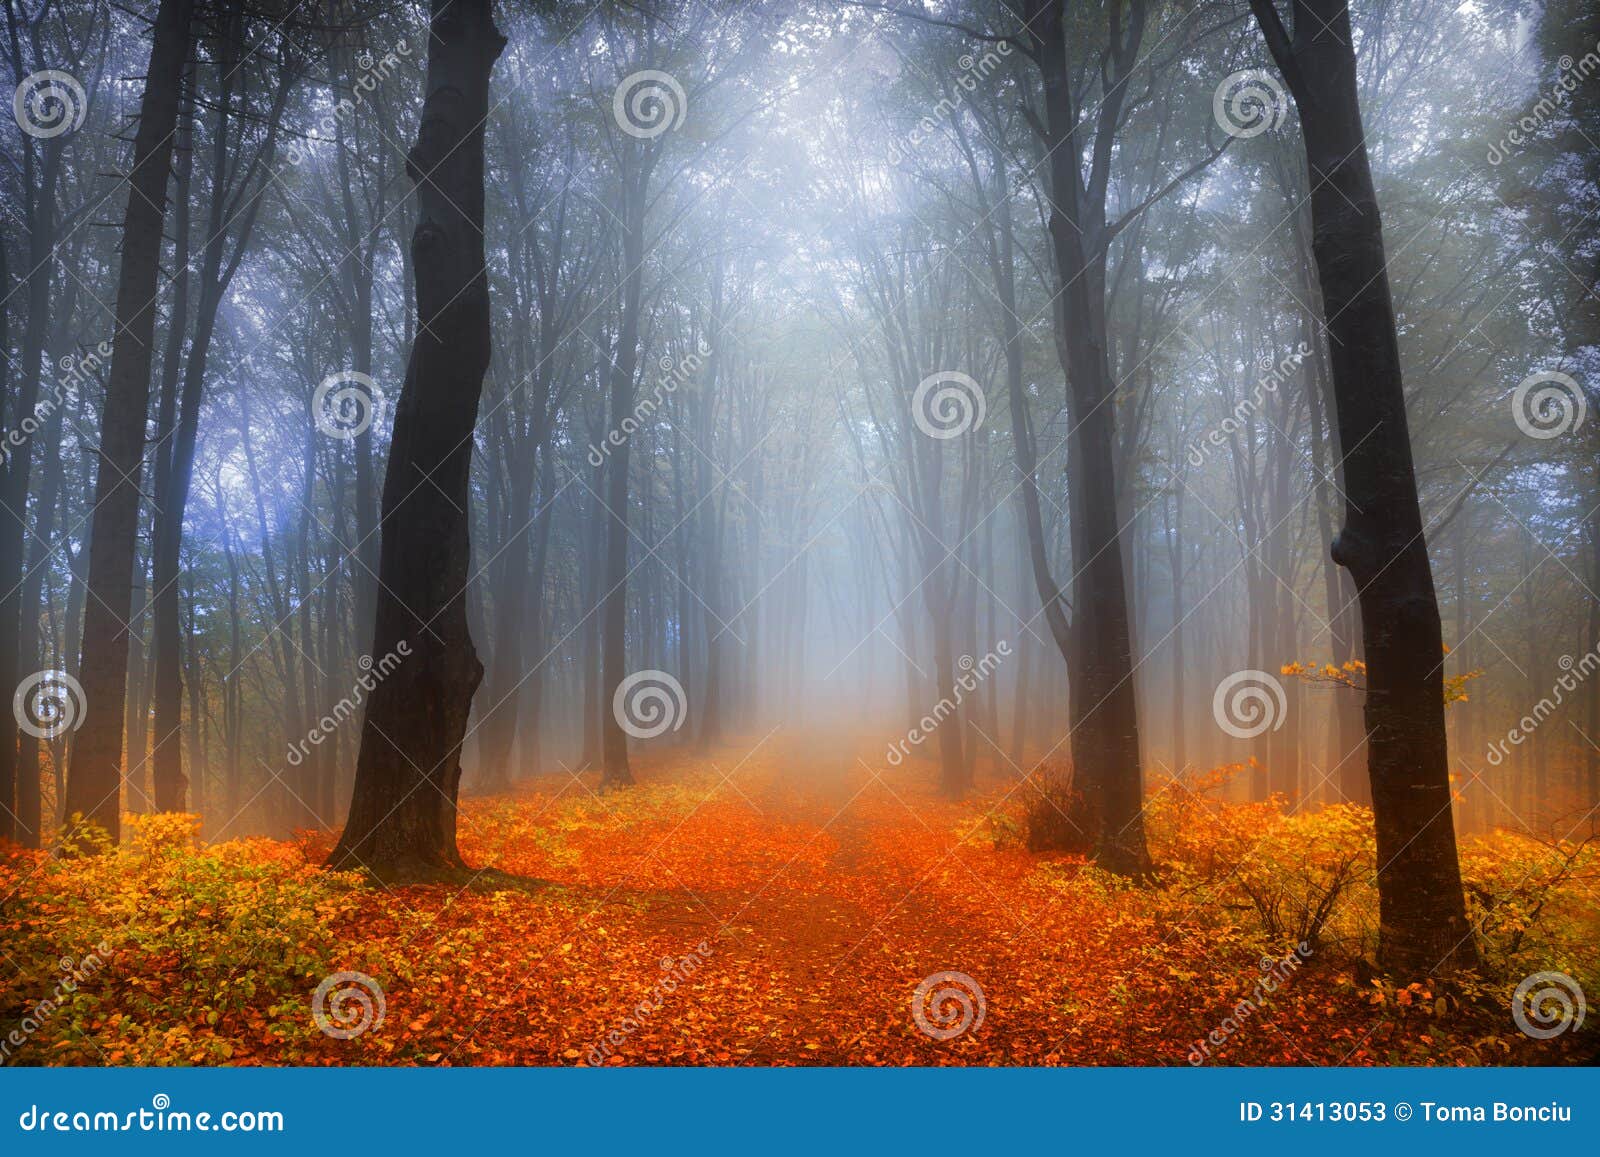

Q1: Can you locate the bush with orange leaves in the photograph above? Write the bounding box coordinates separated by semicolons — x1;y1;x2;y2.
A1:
1143;765;1377;955
1142;765;1597;1001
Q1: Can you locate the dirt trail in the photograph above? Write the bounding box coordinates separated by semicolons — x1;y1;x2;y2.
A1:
615;732;1024;1064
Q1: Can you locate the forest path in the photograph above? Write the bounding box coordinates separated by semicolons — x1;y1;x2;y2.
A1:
336;735;1320;1065
10;730;1475;1067
573;730;1099;1064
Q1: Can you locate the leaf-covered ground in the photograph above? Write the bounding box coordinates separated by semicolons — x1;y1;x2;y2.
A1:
2;734;1595;1066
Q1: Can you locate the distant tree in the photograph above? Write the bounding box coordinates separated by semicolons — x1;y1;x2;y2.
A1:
63;0;196;843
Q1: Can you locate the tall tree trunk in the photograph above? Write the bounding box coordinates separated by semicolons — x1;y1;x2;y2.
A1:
0;77;64;844
519;445;559;777
1030;0;1151;874
477;430;537;788
0;184;10;843
600;166;654;788
238;396;307;828
146;64;196;812
151;25;289;814
124;573;149;810
63;0;196;842
580;444;605;769
329;0;506;876
1249;0;1478;973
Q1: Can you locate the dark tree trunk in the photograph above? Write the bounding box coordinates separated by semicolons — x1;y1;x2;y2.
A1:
478;421;538;788
147;68;195;816
580;443;605;769
0;46;66;843
1302;308;1369;802
63;0;196;842
1029;0;1151;874
0;183;10;844
600;172;653;789
1250;0;1478;973
17;334;73;847
150;24;288;814
329;0;506;876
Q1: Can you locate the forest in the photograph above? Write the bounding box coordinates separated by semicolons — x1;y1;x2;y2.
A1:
0;0;1596;1068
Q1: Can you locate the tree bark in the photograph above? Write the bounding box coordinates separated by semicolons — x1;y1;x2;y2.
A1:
1028;0;1152;874
63;0;196;842
329;0;506;876
150;23;290;814
1249;0;1478;973
600;159;655;789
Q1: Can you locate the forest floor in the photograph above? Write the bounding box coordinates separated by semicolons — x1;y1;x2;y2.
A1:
3;732;1596;1066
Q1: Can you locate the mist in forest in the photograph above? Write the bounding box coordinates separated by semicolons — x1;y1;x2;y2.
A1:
2;0;1598;1075
0;0;1592;856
